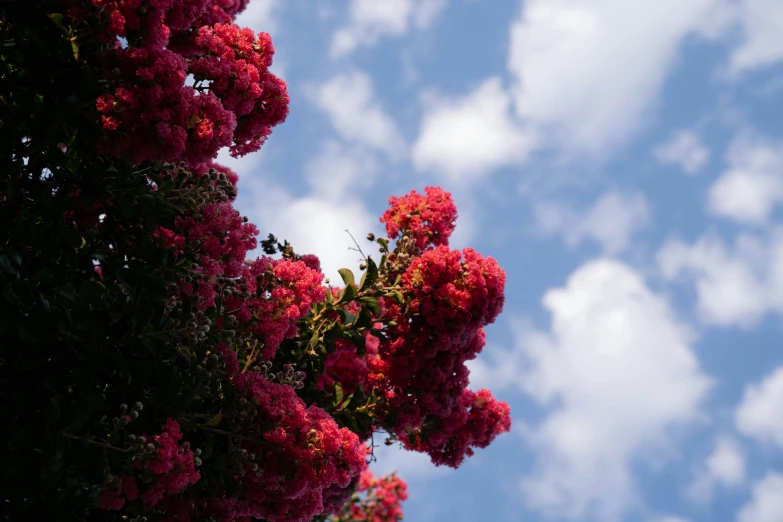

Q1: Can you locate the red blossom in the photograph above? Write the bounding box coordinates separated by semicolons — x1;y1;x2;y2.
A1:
227;372;367;522
348;471;408;522
97;419;199;511
381;187;457;250
223;257;325;359
401;389;511;468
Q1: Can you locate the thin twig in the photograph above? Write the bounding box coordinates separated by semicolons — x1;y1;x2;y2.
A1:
241;344;259;373
60;432;132;453
345;230;367;261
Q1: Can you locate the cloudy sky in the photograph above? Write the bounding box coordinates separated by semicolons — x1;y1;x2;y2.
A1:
219;1;783;521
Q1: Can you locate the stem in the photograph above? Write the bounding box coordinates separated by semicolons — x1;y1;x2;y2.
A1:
60;432;132;453
241;344;259;373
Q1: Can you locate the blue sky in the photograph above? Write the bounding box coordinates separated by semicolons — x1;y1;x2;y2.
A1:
217;1;783;521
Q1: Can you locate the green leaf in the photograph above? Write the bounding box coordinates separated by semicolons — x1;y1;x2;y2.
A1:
116;268;138;288
377;237;389;250
338;283;358;304
147;332;170;343
391;290;404;305
0;255;16;276
325;287;334;304
116;194;135;219
347;388;367;410
353;307;373;329
5;248;22;267
360;257;379;290
337;392;354;411
345;330;366;355
333;383;344;407
33;268;54;285
336;308;355;325
17;322;40;343
204;414;223;427
357;296;381;317
59;283;77;302
337;268;355;286
61;226;83;249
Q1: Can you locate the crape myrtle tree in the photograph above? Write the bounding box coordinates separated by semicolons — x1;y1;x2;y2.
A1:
0;0;512;520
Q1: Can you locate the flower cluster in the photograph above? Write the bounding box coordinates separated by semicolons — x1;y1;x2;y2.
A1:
401;388;511;468
174;199;258;307
372;206;510;466
224;257;326;360
225;372;367;522
317;339;370;396
190;24;290;157
380;186;457;251
343;471;408;522
97;419;200;511
196;0;250;26
73;0;288;165
96;45;234;165
377;245;506;426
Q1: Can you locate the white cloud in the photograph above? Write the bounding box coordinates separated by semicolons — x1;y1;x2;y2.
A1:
330;0;447;57
686;437;746;504
708;133;783;225
368;437;453;480
308;71;406;159
728;0;783;76
305;141;379;199
736;472;783;522
227;142;383;282
412;77;537;182
234;0;279;32
735;367;783;447
657;229;783;327
653;130;711;175
479;260;712;521
654;517;692;522
507;0;722;156
243;183;379;282
532;190;650;254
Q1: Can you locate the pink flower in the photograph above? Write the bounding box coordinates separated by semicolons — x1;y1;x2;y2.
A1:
381;187;457;250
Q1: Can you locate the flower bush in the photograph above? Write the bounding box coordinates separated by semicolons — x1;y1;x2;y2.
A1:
0;1;511;520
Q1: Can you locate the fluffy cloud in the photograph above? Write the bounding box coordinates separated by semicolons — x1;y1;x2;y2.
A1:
728;0;783;75
507;0;721;156
305;140;379;199
225;141;383;281
368;437;453;480
653;130;711;175
735;366;783;447
657;229;783;327
234;0;279;32
736;472;783;522
474;260;712;521
686;437;746;504
707;133;783;225
241;184;379;282
330;0;447;57
412;77;537;182
532;190;650;254
308;71;406;159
